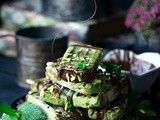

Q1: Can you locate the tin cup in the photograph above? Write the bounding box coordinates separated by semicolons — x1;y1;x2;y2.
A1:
16;26;68;88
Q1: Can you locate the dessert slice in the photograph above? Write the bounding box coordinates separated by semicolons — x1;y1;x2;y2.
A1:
72;87;118;108
30;88;118;108
26;95;87;120
88;105;124;120
87;96;126;120
27;79;119;108
28;79;74;107
46;63;129;95
47;45;103;83
46;66;112;95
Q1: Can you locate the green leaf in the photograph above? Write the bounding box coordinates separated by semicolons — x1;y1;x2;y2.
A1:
18;102;47;120
0;101;17;116
139;100;151;110
127;93;156;118
75;63;86;70
67;102;73;112
101;62;121;77
65;102;73;112
113;65;121;77
145;110;156;117
101;62;113;74
1;114;19;120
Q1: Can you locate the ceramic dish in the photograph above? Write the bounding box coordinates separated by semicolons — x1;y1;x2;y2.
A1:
103;49;160;96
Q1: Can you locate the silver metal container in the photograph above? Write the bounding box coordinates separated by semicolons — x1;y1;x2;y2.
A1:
16;26;68;88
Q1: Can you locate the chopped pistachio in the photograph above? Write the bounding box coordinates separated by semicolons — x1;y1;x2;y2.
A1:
64;102;68;111
70;75;76;81
53;93;59;98
75;63;86;70
76;56;79;61
66;73;70;82
93;79;102;83
80;57;85;61
28;91;33;95
85;57;91;60
79;72;83;76
49;85;54;93
77;76;82;82
73;54;76;57
46;62;53;66
86;63;90;66
66;53;72;56
40;90;45;97
63;58;71;62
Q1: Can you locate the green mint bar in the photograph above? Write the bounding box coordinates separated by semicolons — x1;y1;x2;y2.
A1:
29;79;119;108
88;106;123;120
47;45;103;83
46;67;129;96
26;95;83;120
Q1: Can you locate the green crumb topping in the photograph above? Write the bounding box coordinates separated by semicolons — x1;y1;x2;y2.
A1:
64;102;73;112
75;63;86;70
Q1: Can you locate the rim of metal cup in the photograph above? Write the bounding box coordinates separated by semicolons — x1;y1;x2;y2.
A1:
16;26;69;42
16;26;68;60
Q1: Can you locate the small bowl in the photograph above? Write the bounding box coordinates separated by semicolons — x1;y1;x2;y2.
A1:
103;49;160;96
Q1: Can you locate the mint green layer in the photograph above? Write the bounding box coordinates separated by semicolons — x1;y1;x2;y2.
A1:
46;45;102;83
46;69;113;95
30;81;118;108
40;92;68;106
46;62;129;96
88;106;123;120
72;87;118;108
60;45;103;69
30;88;117;108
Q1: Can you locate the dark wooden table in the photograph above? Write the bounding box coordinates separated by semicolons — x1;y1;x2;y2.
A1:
0;54;28;105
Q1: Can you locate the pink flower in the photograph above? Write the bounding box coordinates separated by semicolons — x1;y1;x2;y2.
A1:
125;0;160;35
141;0;149;4
125;19;133;28
151;2;160;15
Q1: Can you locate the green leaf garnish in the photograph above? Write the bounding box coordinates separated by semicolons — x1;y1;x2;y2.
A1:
67;102;73;112
101;62;121;77
0;101;47;120
18;102;47;120
139;100;151;110
113;65;121;77
75;63;86;70
127;93;156;118
1;114;19;120
144;110;156;117
65;102;73;112
138;101;156;117
0;101;18;117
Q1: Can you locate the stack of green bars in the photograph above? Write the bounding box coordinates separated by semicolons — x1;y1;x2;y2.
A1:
27;45;129;120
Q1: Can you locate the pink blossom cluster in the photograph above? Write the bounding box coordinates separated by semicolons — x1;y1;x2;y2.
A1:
125;0;160;35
